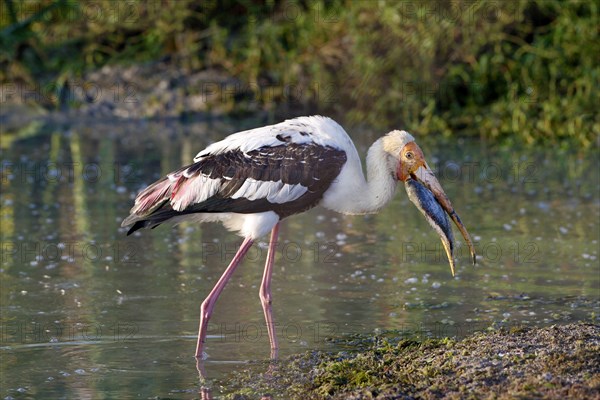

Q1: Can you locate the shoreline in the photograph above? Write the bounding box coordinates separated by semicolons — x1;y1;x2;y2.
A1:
224;322;600;399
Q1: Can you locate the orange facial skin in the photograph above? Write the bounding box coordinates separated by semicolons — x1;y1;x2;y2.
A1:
396;142;426;182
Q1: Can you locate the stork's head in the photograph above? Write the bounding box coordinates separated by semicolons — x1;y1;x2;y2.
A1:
397;141;428;182
383;130;476;276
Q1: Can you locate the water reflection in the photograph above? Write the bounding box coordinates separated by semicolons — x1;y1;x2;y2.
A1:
1;117;598;398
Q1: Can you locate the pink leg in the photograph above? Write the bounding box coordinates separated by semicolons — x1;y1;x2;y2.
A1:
260;223;280;359
195;237;254;358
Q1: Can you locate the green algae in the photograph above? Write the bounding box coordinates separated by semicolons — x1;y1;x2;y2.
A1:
222;323;600;399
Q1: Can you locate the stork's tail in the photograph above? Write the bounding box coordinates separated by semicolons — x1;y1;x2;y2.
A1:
121;175;176;235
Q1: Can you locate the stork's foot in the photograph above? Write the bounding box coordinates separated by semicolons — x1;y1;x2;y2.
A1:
196;358;213;400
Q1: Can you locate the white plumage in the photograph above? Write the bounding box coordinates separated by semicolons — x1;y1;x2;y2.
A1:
230;178;307;204
194;115;349;160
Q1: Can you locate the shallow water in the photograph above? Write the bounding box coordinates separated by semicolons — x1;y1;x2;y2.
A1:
1;116;598;398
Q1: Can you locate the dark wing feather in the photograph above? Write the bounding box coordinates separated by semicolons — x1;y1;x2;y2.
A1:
122;143;347;235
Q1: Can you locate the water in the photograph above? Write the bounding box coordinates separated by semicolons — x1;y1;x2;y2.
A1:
1;116;598;398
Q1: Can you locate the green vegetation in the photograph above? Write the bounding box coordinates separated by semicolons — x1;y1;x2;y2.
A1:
224;323;600;399
1;0;598;145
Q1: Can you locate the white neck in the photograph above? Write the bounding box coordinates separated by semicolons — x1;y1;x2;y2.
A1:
322;138;398;215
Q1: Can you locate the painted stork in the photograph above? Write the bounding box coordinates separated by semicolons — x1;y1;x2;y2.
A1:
121;116;476;358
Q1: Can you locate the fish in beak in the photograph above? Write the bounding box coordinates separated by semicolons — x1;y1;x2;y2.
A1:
397;142;476;276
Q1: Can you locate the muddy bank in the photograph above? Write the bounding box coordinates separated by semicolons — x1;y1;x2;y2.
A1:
1;61;305;133
224;323;600;399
